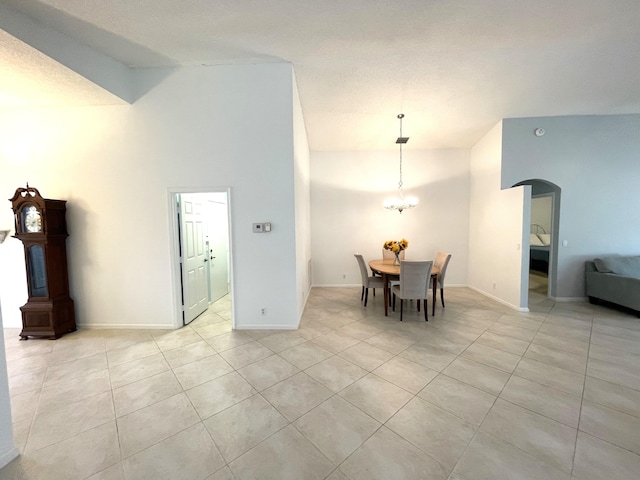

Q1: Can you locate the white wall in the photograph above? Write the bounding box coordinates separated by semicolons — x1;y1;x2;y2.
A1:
531;196;553;234
310;149;470;287
468;122;528;310
0;63;302;330
0;239;26;329
0;308;19;469
292;73;312;321
501;114;640;299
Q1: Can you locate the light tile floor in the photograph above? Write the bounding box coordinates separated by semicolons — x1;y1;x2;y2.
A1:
2;288;640;479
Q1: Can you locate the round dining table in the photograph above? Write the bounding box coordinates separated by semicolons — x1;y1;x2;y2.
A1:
369;259;440;317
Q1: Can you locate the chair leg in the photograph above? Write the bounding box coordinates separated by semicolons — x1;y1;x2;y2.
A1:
373;288;375;297
392;293;396;311
432;289;435;316
432;281;436;316
441;287;445;308
424;299;428;321
364;288;369;307
361;286;364;302
400;299;404;321
417;300;420;312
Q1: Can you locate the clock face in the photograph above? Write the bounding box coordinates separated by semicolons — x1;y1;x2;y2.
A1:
23;206;42;233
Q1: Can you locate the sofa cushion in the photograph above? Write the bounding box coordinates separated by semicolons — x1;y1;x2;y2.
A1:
594;256;640;279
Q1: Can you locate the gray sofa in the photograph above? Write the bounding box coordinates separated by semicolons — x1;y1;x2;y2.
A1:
585;256;640;316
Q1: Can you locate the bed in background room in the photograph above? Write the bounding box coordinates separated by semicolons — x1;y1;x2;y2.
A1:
530;224;551;274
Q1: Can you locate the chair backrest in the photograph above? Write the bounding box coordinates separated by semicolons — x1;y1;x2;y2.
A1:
354;254;369;285
434;252;452;285
399;261;432;299
382;249;406;260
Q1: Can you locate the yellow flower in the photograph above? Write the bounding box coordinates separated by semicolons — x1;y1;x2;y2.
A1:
383;239;409;252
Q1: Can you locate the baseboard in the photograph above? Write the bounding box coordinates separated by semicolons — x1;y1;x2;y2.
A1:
468;286;529;312
77;323;173;330
0;446;19;470
311;283;469;289
296;285;313;329
548;296;588;302
82;322;299;331
235;325;298;330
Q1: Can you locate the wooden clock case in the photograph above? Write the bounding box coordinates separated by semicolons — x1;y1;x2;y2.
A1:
9;186;76;339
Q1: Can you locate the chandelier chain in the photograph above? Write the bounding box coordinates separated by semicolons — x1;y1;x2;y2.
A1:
383;112;417;213
398;144;403;190
398;114;404;190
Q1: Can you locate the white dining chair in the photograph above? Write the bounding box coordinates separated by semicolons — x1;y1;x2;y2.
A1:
354;254;384;307
382;248;404;303
372;249;405;278
392;260;433;321
382;249;405;261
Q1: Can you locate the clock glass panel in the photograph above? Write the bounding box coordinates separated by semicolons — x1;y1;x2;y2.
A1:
27;245;48;297
22;206;42;233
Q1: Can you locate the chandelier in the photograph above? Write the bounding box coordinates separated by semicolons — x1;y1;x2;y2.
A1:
383;113;418;213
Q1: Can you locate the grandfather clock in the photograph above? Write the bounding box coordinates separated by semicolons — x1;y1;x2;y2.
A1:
9;185;76;339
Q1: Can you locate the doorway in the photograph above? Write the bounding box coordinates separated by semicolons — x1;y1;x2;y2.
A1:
206;194;230;304
168;188;232;329
514;179;561;303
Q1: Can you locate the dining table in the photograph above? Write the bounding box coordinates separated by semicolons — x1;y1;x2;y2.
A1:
369;259;440;317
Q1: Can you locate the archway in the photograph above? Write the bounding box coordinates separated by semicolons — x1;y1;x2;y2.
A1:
513;179;561;304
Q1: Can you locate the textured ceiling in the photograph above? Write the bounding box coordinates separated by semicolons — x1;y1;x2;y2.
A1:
1;0;640;150
0;29;124;108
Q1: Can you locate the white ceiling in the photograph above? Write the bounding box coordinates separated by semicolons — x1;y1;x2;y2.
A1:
2;0;640;150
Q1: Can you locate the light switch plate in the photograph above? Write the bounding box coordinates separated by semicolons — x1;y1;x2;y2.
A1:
253;223;272;233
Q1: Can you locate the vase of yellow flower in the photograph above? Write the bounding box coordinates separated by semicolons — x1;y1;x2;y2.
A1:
383;239;409;265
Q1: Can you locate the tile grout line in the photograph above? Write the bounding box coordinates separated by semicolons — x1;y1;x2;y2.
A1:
570;310;595;479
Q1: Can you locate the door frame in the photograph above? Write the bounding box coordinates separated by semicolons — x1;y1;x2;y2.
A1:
514;179;561;305
531;191;557;298
167;187;234;330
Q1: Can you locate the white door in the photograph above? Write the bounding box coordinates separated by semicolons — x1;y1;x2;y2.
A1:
179;194;208;324
209;199;230;302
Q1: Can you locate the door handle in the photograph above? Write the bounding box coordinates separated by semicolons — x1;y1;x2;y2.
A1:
204;258;208;262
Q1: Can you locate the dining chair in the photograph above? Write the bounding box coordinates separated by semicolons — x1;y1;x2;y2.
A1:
382;249;405;261
381;248;404;302
430;252;452;315
391;260;433;321
371;249;405;278
354;254;384;307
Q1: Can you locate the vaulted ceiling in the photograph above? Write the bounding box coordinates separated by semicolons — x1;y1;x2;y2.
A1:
1;0;640;150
